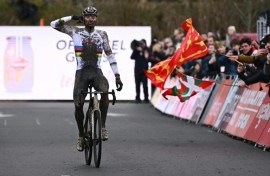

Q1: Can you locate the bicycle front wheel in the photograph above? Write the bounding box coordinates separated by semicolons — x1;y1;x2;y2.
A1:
84;109;92;165
93;110;102;168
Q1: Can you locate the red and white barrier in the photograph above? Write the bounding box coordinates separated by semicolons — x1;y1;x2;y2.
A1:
151;76;270;148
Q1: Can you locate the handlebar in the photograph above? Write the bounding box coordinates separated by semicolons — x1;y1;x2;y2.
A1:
80;88;116;105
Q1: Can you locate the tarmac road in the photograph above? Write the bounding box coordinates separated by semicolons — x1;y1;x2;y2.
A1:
0;102;270;176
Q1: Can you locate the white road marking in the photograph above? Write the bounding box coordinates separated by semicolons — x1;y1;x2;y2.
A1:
4;120;7;126
36;118;41;125
0;112;14;118
64;118;74;125
107;113;127;117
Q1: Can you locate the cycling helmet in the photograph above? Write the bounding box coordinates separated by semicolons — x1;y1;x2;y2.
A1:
82;6;98;16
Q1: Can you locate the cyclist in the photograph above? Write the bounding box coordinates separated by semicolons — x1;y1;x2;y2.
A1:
50;6;123;152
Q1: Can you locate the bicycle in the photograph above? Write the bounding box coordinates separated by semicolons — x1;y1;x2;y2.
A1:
79;86;116;168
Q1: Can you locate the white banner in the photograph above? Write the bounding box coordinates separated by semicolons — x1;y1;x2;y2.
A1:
0;26;151;100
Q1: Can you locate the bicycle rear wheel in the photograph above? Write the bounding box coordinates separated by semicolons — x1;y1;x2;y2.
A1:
93;110;102;168
84;109;92;165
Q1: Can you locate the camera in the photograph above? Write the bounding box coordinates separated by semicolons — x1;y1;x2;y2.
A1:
232;50;238;55
130;39;142;50
259;42;266;49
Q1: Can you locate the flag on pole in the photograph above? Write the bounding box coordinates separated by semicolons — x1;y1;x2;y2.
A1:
145;18;208;89
144;58;172;89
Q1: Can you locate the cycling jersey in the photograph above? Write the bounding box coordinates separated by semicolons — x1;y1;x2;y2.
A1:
50;16;119;73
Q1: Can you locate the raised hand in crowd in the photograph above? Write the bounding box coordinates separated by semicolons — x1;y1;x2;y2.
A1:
209;53;217;64
255;48;268;57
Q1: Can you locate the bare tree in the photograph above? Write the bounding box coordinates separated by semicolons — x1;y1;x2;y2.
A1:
2;0;270;39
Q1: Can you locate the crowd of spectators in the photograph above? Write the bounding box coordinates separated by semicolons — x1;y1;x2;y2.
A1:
131;25;270;100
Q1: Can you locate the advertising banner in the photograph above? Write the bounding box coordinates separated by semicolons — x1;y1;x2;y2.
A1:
172;101;184;118
164;96;180;116
179;93;198;120
0;26;151;100
163;77;180;116
153;77;178;113
216;86;244;131
225;84;267;138
203;79;233;126
256;96;270;146
213;78;239;129
198;78;221;124
189;83;215;123
153;92;169;113
257;120;270;147
245;86;270;142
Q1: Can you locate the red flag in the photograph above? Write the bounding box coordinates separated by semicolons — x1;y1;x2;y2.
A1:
162;71;215;102
145;18;208;89
144;58;173;89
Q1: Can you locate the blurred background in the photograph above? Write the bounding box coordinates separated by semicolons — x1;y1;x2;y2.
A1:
1;0;270;101
1;0;270;39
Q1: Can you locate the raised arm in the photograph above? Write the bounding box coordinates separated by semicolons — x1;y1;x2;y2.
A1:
50;16;80;36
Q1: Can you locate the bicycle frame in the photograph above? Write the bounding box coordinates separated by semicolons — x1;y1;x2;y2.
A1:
79;86;116;167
